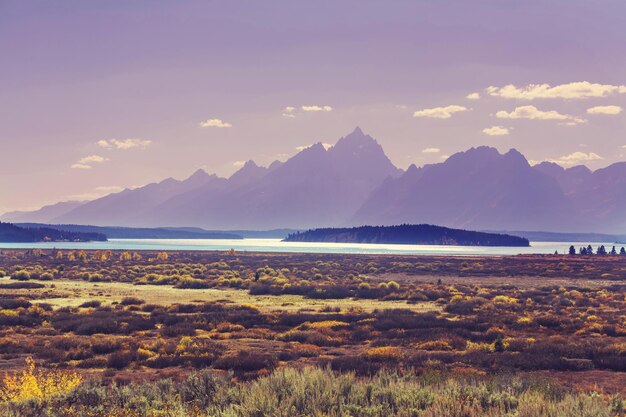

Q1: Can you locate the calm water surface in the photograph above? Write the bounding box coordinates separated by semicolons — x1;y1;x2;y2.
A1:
0;239;621;256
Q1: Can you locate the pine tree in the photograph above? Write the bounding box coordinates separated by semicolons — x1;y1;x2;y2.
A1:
568;245;576;255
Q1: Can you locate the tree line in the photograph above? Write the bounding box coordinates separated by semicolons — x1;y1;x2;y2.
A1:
568;244;626;256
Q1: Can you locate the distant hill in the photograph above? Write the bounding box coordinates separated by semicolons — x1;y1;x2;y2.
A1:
0;201;84;223
284;225;530;247
15;224;242;240
0;222;106;242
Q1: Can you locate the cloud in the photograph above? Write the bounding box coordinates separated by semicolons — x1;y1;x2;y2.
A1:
549;151;604;166
487;81;626;100
78;155;107;164
282;106;297;118
284;106;296;112
94;186;125;193
413;105;468;119
495;105;586;125
301;105;333;112
233;160;246;168
71;154;108;169
71;163;92;170
199;118;232;128
421;147;441;153
65;185;126;201
466;92;480;100
482;126;510;136
98;138;152;150
586;105;623;115
296;143;332;151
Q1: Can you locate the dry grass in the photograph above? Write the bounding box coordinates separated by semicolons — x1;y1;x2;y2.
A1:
11;278;440;313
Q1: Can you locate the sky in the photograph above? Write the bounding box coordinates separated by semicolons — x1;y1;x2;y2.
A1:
2;0;626;213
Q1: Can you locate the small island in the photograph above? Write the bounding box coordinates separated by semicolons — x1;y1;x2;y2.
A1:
284;224;530;247
0;222;107;243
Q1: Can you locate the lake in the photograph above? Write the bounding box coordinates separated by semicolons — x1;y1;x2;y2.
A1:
0;239;622;256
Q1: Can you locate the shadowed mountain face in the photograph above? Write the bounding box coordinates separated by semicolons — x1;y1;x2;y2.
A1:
141;127;402;229
537;161;626;232
352;147;575;231
6;128;626;233
52;169;225;226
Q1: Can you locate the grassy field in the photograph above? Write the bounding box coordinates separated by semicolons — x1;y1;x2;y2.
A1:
0;248;623;415
23;279;439;313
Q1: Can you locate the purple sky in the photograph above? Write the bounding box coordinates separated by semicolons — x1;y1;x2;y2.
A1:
2;0;626;213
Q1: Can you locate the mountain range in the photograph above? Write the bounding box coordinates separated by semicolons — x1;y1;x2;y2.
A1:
3;127;626;233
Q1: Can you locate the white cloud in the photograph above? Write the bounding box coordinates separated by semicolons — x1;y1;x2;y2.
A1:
71;154;108;169
466;92;480;100
66;185;126;201
482;126;510;136
94;185;125;193
495;105;586;125
301;105;333;112
586;105;623;115
97;139;111;148
421;147;441;153
199;118;232;128
78;155;107;164
487;81;626;100
98;138;152;150
549;152;604;166
296;143;332;151
413;105;468;119
71;163;92;170
282;106;297;118
233;160;246;168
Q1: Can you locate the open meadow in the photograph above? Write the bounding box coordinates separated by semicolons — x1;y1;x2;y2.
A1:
0;248;623;416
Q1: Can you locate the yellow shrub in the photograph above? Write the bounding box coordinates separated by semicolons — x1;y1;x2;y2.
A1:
466;341;493;353
0;357;82;402
493;295;518;304
414;340;453;351
363;346;403;362
304;320;349;330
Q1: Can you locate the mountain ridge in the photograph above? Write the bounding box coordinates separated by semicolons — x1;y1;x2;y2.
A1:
4;128;625;233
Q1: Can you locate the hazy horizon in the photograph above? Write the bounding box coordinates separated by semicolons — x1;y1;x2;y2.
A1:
2;0;626;213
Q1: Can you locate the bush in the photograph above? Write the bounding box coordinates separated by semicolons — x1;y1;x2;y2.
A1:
10;270;31;281
107;350;135;369
214;350;277;372
39;272;54;281
120;297;145;306
79;300;102;308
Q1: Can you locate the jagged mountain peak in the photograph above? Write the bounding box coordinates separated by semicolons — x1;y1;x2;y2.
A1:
332;126;379;152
